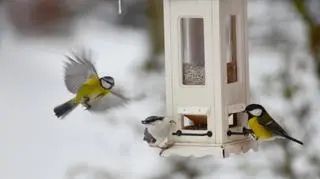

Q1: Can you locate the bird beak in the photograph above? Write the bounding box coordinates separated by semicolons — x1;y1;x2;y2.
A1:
141;120;146;124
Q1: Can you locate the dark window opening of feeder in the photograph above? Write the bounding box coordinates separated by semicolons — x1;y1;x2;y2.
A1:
228;113;238;128
180;18;205;86
181;115;207;130
226;15;238;84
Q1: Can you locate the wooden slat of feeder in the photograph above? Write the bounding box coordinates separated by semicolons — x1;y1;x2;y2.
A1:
185;115;207;125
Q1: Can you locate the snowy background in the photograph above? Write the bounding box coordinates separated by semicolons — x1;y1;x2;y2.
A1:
0;0;320;179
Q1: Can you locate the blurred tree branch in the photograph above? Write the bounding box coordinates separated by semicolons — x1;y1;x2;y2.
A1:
292;0;316;28
65;163;116;179
143;0;164;72
114;0;165;72
291;0;320;77
150;158;216;179
146;0;164;56
249;1;318;178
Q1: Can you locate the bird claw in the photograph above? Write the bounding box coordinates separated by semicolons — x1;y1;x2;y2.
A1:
242;127;258;141
159;143;174;156
82;97;91;110
242;127;252;135
248;133;258;141
83;102;91;110
159;150;165;156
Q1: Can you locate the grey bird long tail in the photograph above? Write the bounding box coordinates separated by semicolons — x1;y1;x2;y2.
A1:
283;134;303;145
54;99;78;119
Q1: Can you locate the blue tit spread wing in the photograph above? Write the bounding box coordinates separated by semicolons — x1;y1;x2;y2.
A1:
257;113;288;136
87;87;129;112
64;49;98;94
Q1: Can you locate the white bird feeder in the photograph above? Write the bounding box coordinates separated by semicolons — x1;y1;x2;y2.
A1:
162;0;257;158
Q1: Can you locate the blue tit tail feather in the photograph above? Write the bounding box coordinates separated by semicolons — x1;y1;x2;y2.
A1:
54;99;78;119
282;134;303;145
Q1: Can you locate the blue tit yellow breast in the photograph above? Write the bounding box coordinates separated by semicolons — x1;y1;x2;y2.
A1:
248;116;273;139
74;75;109;102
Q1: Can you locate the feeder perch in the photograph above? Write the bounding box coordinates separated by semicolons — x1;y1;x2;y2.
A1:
161;0;257;158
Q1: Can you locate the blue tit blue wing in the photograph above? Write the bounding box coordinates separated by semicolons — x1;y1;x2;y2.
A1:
87;87;128;112
64;48;98;94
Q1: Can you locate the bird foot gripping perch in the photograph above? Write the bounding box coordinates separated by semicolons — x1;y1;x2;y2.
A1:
159;142;175;156
82;96;92;110
226;127;251;136
227;127;258;140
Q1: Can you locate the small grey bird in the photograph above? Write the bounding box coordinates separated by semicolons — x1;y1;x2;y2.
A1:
141;115;175;155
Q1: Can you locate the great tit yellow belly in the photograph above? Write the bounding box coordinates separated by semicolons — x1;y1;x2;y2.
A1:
248;116;273;140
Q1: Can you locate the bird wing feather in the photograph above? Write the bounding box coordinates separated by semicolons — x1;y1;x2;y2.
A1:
258;113;288;136
258;113;303;145
149;119;171;140
64;49;98;94
143;128;157;143
87;86;129;112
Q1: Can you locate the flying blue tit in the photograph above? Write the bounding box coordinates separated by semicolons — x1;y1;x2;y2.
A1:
141;116;175;155
54;49;128;119
244;104;303;145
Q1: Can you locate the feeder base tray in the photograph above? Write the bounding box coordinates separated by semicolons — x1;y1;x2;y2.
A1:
160;139;258;158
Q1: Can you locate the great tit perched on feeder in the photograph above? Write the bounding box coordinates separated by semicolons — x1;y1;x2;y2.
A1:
54;49;128;119
141;116;175;155
242;104;303;145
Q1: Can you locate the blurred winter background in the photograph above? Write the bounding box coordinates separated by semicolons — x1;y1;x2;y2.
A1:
0;0;320;178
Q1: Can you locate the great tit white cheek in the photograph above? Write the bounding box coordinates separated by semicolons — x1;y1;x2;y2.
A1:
250;109;262;116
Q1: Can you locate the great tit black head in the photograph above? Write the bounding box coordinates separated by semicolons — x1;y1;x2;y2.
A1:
141;116;164;125
100;76;114;90
245;103;265;117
